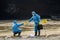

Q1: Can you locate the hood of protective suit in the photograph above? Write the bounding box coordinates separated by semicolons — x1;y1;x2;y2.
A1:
14;20;17;24
32;11;36;15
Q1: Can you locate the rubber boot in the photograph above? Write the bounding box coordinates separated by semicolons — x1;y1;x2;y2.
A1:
14;33;17;36
18;32;21;37
38;31;40;36
35;32;37;36
14;33;16;36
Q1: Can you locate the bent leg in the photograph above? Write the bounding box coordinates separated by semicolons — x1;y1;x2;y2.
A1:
13;32;17;36
18;30;22;36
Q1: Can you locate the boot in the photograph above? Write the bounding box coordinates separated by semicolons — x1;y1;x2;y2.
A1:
14;33;16;36
35;32;37;36
14;33;17;37
38;31;40;36
18;32;21;37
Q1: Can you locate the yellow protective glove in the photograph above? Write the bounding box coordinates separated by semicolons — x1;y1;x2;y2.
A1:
41;19;47;25
24;20;29;26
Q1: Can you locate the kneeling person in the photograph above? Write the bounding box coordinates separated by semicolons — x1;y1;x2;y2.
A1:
12;20;23;37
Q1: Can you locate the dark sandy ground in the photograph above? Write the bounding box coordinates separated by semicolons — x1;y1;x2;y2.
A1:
0;20;60;40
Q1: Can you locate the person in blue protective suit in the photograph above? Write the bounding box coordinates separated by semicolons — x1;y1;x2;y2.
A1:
29;11;41;36
12;20;23;37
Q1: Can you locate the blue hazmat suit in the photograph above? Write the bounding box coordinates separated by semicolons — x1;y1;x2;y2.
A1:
29;11;40;32
12;20;23;33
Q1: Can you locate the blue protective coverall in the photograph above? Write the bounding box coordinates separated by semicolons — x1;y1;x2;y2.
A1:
29;11;40;32
12;20;23;33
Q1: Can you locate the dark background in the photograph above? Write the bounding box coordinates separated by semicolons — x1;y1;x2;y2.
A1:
0;0;60;20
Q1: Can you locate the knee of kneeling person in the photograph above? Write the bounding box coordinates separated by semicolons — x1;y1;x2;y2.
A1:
19;30;22;32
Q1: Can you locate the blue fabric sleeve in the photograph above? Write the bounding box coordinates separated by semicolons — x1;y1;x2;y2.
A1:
29;16;33;22
18;23;23;27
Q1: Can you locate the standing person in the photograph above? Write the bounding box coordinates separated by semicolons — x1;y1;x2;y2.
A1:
29;11;41;36
12;20;23;37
